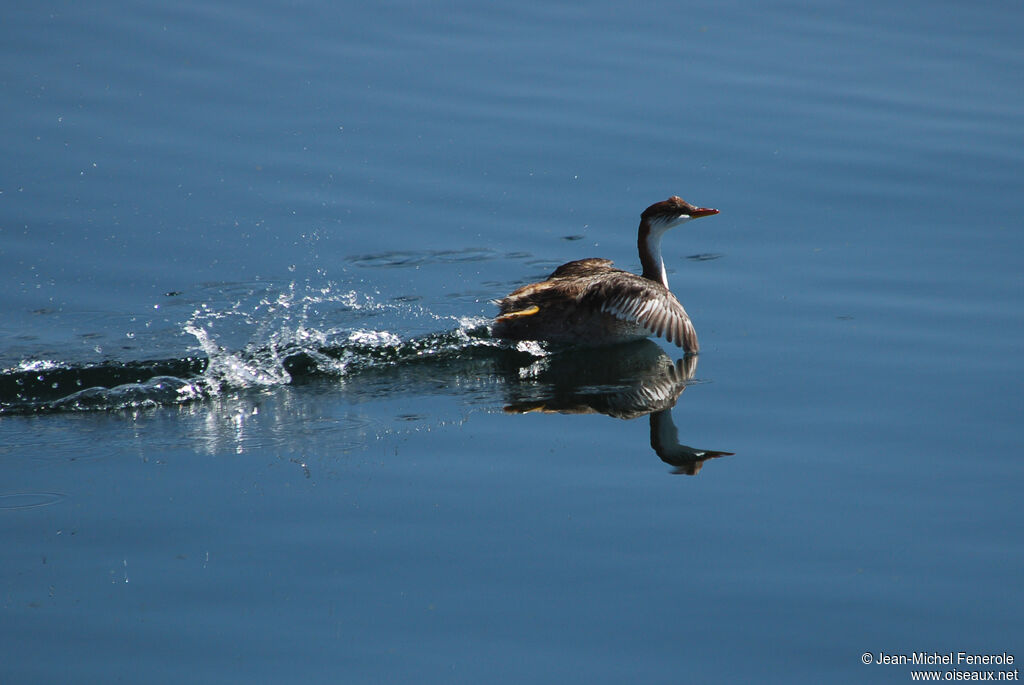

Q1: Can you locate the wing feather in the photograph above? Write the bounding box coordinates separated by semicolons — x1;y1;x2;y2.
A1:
588;276;699;352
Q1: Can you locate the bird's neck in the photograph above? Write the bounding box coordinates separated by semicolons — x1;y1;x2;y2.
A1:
638;222;669;289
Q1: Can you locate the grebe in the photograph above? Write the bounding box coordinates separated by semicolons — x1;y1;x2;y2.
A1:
493;196;719;352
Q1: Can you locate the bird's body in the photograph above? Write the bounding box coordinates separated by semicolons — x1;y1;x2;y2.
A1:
494;257;696;348
493;196;718;353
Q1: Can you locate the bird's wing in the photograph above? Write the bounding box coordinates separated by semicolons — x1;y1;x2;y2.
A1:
588;279;698;352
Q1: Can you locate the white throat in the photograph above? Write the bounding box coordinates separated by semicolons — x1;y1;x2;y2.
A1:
642;228;669;289
640;216;688;289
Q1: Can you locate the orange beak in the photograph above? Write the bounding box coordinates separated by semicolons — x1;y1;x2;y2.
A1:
690;207;719;219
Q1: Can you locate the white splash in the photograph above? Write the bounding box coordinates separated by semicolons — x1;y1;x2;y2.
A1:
184;323;292;392
347;329;402;347
7;359;65;373
515;340;549;357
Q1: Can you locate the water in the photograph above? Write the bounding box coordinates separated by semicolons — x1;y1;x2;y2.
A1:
2;0;1022;682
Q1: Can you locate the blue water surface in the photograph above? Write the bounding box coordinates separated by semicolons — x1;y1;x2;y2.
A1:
1;0;1022;683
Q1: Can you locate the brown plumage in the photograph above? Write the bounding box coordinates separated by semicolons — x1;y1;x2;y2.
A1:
493;196;719;353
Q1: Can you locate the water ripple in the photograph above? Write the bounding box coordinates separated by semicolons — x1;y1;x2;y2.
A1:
0;492;66;511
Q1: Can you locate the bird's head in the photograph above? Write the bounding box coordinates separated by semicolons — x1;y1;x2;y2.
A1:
641;196;719;232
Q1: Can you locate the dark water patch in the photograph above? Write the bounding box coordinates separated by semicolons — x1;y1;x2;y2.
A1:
1;358;208;406
49;375;207;413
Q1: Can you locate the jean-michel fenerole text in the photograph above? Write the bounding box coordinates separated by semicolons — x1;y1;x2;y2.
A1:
873;652;1014;666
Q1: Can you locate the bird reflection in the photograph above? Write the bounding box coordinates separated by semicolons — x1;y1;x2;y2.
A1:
501;340;733;475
